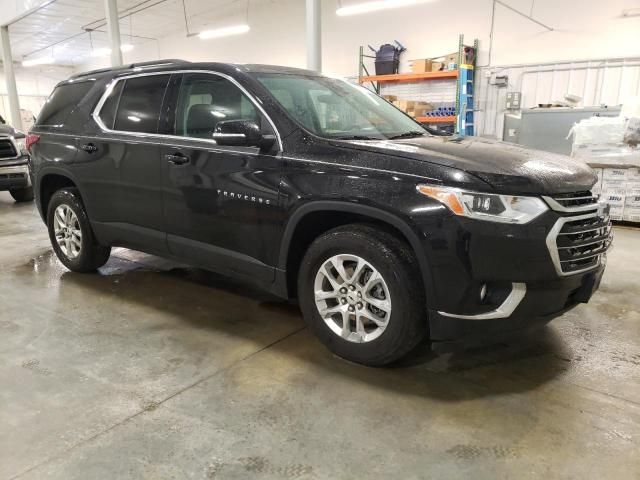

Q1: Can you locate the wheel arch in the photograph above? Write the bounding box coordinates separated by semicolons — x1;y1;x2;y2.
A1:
278;201;434;303
37;170;79;222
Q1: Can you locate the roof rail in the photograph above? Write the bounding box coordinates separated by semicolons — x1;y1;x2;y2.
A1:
70;59;189;79
129;59;189;68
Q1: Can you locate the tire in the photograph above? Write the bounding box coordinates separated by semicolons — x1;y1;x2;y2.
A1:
298;224;427;366
47;188;111;272
9;186;34;202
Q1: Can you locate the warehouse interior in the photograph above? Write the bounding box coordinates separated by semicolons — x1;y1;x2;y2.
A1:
1;0;639;478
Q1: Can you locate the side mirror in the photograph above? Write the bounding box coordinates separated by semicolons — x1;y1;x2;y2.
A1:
212;119;276;150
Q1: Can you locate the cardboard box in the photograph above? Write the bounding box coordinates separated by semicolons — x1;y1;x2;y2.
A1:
628;167;640;181
394;100;415;113
623;206;640;222
610;205;625;221
625;190;640;207
602;190;626;206
443;52;458;70
625;179;640;190
603;168;629;180
410;59;432;73
601;179;627;190
412;102;434;117
430;61;444;72
382;95;397;103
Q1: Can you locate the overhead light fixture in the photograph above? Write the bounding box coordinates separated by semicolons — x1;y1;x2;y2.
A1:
22;55;55;67
90;47;111;57
197;24;250;40
622;8;640;17
336;0;435;16
90;44;134;57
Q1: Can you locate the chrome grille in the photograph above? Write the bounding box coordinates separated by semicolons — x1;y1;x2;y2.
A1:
546;209;613;276
0;139;17;159
543;191;599;213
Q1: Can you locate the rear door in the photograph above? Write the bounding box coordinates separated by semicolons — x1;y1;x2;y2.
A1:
80;73;172;253
159;72;283;283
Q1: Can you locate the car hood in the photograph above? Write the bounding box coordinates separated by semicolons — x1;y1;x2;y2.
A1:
0;124;22;137
336;135;597;195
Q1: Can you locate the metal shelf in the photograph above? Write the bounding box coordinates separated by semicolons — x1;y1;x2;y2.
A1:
417;116;457;123
359;71;458;84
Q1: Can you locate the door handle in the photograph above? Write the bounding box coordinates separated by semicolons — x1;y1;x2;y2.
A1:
81;143;98;154
165;153;190;166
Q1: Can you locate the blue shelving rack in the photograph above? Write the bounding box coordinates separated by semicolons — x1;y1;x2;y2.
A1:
455;36;478;137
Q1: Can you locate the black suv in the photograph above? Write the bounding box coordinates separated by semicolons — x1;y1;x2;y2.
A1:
29;60;612;366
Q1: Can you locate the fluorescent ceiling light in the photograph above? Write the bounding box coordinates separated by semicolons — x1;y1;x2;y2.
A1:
90;47;112;57
336;0;435;16
90;44;134;57
22;56;55;67
198;24;250;40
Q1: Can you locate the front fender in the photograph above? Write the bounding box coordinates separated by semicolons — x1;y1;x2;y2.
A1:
278;200;437;306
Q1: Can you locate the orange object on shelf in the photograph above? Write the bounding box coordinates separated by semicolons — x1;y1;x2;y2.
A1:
359;70;458;84
416;116;457;123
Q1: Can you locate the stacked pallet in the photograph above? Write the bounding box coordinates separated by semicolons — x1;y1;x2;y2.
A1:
592;167;640;223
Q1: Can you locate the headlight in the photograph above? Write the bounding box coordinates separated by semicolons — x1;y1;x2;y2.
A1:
416;184;548;224
14;137;28;155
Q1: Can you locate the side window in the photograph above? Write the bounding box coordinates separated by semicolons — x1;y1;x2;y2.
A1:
96;81;124;130
112;75;170;133
36;81;95;127
175;73;268;140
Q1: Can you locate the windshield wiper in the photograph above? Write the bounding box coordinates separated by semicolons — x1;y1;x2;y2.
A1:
332;135;384;140
333;135;381;140
388;131;426;140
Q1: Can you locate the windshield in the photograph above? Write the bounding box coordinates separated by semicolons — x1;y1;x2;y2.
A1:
255;73;426;140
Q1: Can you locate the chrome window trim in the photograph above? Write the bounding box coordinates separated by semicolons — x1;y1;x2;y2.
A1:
437;283;526;320
545;211;610;277
91;69;283;152
542;195;600;213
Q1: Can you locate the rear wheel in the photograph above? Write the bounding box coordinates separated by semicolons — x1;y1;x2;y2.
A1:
47;188;111;272
9;186;34;202
298;224;427;366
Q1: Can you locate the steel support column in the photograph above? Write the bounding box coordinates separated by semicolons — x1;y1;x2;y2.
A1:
0;26;22;130
104;0;123;67
305;0;321;72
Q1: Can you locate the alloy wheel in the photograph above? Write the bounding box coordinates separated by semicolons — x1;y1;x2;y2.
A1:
313;254;392;343
53;204;82;259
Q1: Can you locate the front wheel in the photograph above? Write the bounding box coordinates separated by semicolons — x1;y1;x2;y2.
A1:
298;224;427;366
47;188;111;272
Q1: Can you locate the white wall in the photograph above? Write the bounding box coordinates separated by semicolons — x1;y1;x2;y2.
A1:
75;0;640;76
0;66;71;123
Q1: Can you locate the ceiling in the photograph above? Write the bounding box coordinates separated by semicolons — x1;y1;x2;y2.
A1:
7;0;262;67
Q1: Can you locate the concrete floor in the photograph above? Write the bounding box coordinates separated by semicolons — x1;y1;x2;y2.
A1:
1;191;639;480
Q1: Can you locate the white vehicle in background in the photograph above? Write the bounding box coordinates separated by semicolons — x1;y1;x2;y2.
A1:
0;119;33;202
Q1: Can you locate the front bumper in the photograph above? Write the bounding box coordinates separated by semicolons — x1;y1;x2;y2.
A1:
412;200;611;352
0;160;30;190
429;265;605;352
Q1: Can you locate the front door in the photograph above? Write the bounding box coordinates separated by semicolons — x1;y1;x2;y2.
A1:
160;72;283;283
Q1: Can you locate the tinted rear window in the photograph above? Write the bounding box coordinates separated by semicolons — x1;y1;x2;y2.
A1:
113;75;170;133
36;81;94;126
